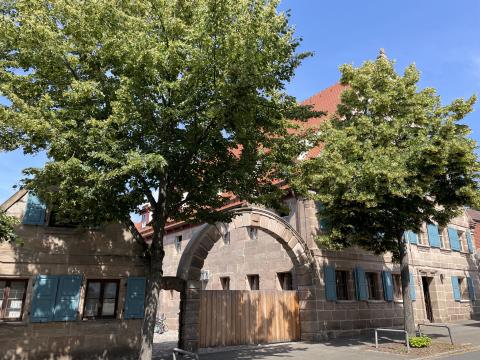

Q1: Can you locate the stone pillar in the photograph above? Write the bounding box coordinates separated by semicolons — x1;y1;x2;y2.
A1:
180;280;202;351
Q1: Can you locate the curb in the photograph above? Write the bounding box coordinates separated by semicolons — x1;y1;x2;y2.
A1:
415;344;480;359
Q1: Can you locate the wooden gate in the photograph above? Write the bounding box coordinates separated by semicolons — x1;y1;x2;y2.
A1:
199;290;300;348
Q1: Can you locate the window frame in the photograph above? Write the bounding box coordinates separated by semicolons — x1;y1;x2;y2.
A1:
220;277;230;290
82;279;120;320
392;274;403;301
335;270;349;300
439;227;449;249
174;235;182;253
457;230;467;252
248;227;258;241
365;272;379;300
418;225;429;246
277;272;293;290
0;278;28;322
247;274;260;291
457;277;470;301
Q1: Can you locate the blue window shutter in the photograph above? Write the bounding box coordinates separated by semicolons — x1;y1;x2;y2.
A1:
451;276;461;301
53;275;82;321
124;277;146;319
427;224;440;248
410;232;419;244
324;265;336;301
466;230;474;253
448;227;461;251
30;275;58;322
382;271;394;302
404;231;417;245
354;267;368;301
22;192;46;226
467;277;476;301
409;272;416;301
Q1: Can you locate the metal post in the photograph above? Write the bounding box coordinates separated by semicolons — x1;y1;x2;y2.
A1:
447;326;454;345
375;329;378;349
416;323;454;345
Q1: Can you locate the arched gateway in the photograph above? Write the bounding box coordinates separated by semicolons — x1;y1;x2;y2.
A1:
176;206;320;351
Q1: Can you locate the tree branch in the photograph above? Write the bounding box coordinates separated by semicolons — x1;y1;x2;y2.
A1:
125;218;147;250
63;55;80;81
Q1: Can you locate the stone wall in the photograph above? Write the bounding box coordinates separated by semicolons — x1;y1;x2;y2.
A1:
0;191;145;359
159;199;480;346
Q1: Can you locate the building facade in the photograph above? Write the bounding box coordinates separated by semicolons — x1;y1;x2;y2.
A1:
1;84;479;357
0;190;146;359
154;196;479;350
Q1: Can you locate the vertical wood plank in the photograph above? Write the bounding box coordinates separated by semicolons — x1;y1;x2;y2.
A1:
198;290;300;348
199;292;205;347
251;291;258;344
294;292;300;340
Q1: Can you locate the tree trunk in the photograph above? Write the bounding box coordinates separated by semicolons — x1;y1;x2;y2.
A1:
398;236;416;335
138;183;167;360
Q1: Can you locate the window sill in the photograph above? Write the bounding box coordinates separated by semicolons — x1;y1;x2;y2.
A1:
416;244;430;250
393;299;404;303
336;300;355;303
0;321;26;326
459;300;471;303
367;299;384;303
440;248;451;253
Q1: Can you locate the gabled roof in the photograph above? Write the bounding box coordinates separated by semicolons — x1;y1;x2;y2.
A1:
300;83;346;159
0;188;27;212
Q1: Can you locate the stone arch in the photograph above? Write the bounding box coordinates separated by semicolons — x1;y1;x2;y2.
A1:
177;206;319;351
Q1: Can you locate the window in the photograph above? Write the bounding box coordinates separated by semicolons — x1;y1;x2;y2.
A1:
277;272;293;290
457;230;467;252
335;270;349;300
83;280;119;319
223;232;230;245
458;277;470;301
174;235;182;253
366;272;379;300
393;274;403;300
248;227;258;240
220;277;230;290
141;213;147;228
418;228;429;245
439;227;449;249
200;270;209;290
0;279;27;321
247;275;259;290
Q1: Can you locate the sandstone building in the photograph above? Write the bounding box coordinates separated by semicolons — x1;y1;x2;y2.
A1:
1;85;479;358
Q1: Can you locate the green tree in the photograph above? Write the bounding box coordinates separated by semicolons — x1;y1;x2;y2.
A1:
0;0;316;357
294;51;479;335
0;210;19;243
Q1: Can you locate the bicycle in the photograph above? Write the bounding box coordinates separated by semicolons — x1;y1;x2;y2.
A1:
154;313;169;334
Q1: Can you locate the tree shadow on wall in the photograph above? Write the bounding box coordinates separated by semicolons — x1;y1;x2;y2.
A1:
0;222;145;360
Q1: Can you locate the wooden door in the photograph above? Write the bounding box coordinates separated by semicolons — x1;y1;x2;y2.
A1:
199;290;300;348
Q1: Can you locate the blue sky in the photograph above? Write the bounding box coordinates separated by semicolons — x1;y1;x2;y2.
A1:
1;0;479;204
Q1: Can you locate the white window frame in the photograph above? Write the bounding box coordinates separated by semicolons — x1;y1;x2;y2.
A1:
439;227;449;249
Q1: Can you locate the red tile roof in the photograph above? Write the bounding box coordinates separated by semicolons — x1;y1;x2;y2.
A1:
299;83;346;158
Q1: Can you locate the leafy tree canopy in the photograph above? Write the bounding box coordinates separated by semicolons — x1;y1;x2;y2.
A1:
0;1;317;357
294;54;479;258
0;210;19;243
0;0;316;227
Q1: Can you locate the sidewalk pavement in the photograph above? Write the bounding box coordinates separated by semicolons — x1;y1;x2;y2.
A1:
153;320;480;360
